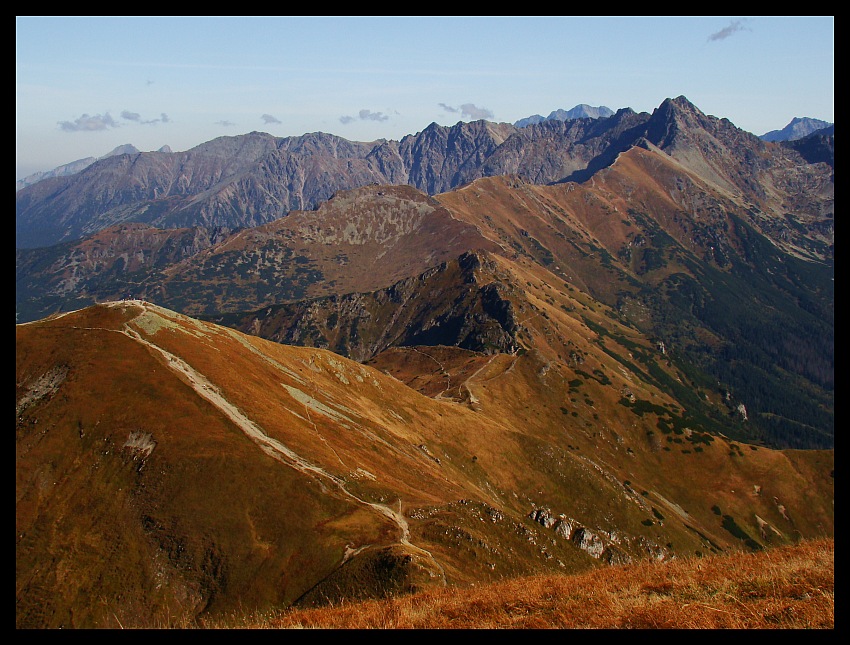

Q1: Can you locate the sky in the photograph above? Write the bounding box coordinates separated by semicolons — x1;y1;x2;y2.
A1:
16;16;834;181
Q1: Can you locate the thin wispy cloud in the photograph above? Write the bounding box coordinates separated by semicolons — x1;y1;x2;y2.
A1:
121;111;170;125
440;103;494;120
262;114;281;124
708;19;751;42
215;120;236;127
58;113;120;132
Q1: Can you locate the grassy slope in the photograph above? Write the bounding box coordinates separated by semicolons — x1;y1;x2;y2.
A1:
16;299;833;628
252;537;834;629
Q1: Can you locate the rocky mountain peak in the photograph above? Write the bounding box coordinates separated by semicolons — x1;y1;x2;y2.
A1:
107;143;141;156
644;95;707;147
761;116;834;142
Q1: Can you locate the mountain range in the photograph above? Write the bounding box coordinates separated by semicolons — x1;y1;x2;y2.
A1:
15;100;834;251
513;104;615;127
15;144;173;192
14;108;826;199
16;95;833;628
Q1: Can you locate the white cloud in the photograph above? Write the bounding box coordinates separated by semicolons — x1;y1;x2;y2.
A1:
58;113;119;132
359;109;389;122
460;103;494;120
339;109;390;125
440;103;494;120
122;110;170;125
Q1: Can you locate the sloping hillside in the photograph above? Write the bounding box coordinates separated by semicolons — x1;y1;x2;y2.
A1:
16;301;833;627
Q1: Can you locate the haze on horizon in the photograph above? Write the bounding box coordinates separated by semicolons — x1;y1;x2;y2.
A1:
16;15;834;181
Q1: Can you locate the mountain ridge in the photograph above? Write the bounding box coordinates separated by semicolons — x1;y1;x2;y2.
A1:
16;96;833;251
16;104;829;196
513;103;615;128
15;143;174;192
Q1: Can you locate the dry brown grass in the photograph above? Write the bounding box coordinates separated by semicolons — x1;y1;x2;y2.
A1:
219;537;833;629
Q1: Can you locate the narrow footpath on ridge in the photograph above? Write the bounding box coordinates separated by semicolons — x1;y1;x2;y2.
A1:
103;301;449;584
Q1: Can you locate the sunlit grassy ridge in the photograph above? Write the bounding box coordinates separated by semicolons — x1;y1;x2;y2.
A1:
220;537;833;629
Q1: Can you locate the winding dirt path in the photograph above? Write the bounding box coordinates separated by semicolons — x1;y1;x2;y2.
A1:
409;347;455;399
112;301;446;582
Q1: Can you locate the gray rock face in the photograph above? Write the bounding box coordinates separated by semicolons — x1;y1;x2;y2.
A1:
529;508;559;529
571;527;606;558
528;506;664;565
397;120;517;194
553;518;575;540
217;250;521;362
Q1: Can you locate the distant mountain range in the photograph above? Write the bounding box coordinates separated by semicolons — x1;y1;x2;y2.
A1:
760;117;834;142
14;99;835;251
15;143;172;192
15;104;618;195
15;108;830;195
513;104;616;127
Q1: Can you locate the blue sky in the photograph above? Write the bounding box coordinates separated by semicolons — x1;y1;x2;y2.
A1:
16;16;834;180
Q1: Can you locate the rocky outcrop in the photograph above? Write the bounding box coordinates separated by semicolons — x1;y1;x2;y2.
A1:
528;505;675;565
217;250;522;362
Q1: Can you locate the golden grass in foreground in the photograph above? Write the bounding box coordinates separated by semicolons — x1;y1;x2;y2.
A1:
219;538;833;629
